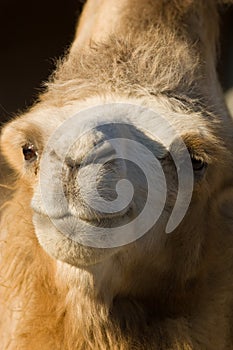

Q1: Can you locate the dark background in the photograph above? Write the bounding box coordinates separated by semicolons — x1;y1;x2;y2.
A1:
0;1;233;125
0;0;83;124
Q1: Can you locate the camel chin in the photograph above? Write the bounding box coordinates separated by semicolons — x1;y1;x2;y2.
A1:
32;212;123;268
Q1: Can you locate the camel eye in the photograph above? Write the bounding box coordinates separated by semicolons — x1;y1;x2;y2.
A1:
191;157;206;172
22;143;38;162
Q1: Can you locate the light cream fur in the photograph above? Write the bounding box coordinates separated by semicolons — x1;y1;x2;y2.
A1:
1;1;233;349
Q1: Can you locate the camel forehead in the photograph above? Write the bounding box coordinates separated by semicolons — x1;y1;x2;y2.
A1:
27;96;213;150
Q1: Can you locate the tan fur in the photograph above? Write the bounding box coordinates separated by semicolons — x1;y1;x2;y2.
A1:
1;1;233;349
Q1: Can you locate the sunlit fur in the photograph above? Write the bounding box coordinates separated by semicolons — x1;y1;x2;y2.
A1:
1;1;233;349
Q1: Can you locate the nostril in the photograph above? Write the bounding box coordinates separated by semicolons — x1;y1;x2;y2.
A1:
65;156;80;170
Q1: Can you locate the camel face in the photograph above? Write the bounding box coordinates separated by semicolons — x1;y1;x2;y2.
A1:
2;97;231;269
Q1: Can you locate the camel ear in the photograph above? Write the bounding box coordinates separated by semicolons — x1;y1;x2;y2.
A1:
1;119;27;174
217;188;233;231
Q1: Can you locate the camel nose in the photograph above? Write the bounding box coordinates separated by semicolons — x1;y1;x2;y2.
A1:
64;137;134;220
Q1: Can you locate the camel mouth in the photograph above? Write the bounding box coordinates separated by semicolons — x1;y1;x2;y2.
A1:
77;205;134;227
33;205;134;229
31;183;135;229
33;206;137;252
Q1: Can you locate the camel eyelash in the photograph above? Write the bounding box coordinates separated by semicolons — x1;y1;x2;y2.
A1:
187;148;208;174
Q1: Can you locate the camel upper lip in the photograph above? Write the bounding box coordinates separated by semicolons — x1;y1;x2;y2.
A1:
32;206;133;226
78;206;133;225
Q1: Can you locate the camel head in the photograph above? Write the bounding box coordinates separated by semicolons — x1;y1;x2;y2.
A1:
1;0;233;297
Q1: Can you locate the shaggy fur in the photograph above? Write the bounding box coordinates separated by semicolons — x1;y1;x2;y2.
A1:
1;1;233;349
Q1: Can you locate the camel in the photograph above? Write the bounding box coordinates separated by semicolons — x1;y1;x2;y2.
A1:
1;0;233;349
